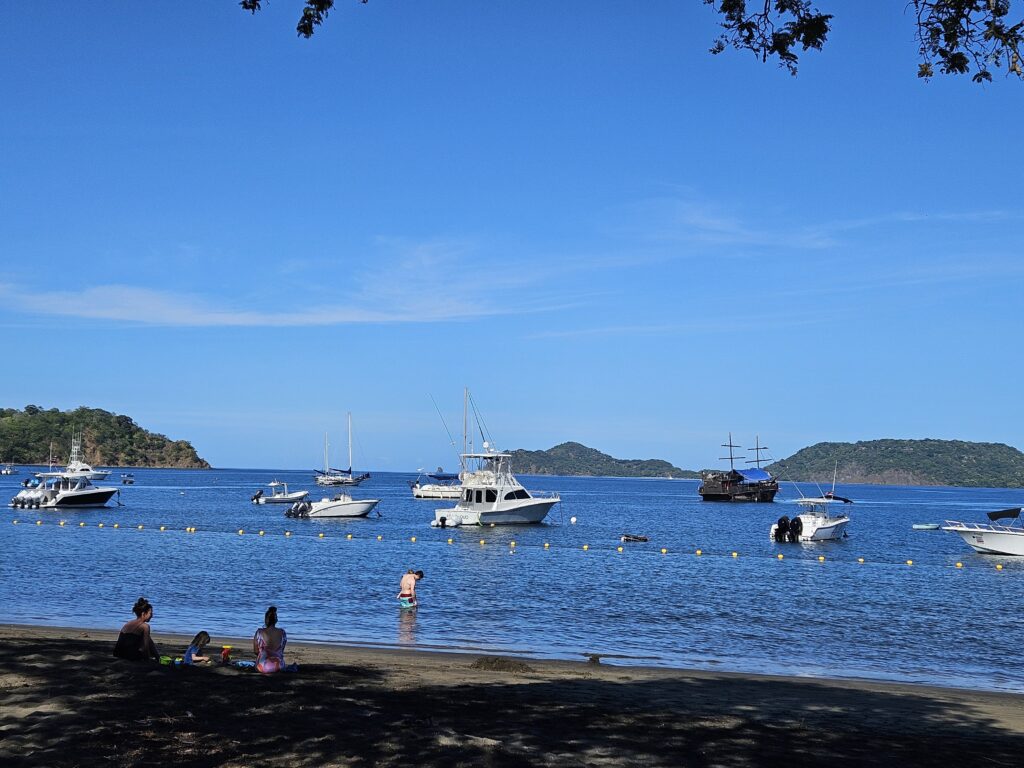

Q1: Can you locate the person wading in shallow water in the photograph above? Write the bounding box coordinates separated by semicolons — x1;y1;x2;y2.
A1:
397;569;424;608
112;597;160;661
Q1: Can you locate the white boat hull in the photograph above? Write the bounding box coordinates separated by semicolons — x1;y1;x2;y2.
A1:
10;487;118;509
944;525;1024;556
433;498;558;527
291;497;380;518
255;491;308;504
412;484;462;500
770;515;849;542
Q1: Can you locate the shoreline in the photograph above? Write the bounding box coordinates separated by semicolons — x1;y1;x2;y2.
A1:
3;624;1024;766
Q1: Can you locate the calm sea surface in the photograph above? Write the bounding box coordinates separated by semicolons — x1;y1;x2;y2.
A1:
2;469;1022;692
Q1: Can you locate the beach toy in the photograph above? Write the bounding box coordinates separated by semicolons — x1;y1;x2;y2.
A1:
221;646;232;663
159;655;173;666
232;660;256;669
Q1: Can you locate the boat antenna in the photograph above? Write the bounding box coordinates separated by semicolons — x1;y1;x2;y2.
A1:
429;393;464;472
467;390;494;451
719;433;744;470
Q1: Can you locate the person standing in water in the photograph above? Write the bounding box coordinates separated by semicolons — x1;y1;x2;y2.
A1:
397;569;424;608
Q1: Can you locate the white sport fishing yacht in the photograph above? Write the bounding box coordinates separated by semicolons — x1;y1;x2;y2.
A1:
63;432;111;481
770;494;852;542
9;471;118;509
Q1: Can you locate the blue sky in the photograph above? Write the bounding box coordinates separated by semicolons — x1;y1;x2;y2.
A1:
2;2;1022;471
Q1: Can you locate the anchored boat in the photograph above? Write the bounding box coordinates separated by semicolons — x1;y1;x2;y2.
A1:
286;493;379;518
9;471;118;509
698;434;779;502
943;508;1024;556
252;481;309;505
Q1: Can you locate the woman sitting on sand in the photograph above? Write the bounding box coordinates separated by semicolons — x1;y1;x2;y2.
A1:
253;606;297;674
112;597;160;661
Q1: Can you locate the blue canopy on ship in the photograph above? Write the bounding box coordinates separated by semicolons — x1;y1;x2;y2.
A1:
736;468;772;482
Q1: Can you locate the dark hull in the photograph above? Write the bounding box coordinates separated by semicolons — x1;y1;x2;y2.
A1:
699;487;778;502
52;489;118;507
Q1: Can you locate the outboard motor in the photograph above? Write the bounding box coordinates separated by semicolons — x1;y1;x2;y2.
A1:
788;515;803;543
251;489;263;504
774;516;790;543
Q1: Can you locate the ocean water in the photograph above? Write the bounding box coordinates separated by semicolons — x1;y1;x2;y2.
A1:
2;468;1022;692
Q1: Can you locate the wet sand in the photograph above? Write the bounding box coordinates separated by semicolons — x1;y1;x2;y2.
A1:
1;623;1022;767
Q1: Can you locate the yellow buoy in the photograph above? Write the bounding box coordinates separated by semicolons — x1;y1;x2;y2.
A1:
479;539;485;545
238;529;244;535
346;533;352;540
410;536;417;542
777;553;783;560
36;520;42;525
490;523;495;527
447;538;453;545
113;523;119;529
582;544;589;551
59;520;65;527
955;562;963;568
259;530;265;536
858;557;864;564
906;560;913;566
376;534;382;541
138;524;144;530
731;551;738;558
818;555;825;562
695;549;702;556
80;522;86;527
318;532;325;538
996;563;1004;571
617;546;624;553
98;523;104;528
544;542;550;549
11;520;17;524
510;541;516;548
285;531;292;537
661;547;668;554
160;525;166;531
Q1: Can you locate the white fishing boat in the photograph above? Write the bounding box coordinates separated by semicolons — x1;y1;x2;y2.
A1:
431;389;559;527
62;432;111;481
1;462;16;475
9;471;118;509
314;413;370;486
251;481;309;505
410;469;462;500
770;465;852;543
286;493;379;518
943;508;1024;556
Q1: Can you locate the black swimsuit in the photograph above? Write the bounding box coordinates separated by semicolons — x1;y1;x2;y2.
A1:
113;629;157;660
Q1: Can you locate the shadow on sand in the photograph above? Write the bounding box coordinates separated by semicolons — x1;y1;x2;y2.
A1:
2;636;1023;767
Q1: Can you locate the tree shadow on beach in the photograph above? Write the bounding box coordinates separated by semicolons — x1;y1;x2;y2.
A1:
1;637;1022;767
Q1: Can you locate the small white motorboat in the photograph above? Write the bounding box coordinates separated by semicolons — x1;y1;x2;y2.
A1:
771;496;851;542
252;481;309;505
286;493;379;518
943;508;1024;556
410;469;462;500
1;462;17;475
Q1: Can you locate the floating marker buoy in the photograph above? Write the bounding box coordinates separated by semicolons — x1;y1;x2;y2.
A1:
36;520;42;525
510;541;516;548
447;538;453;544
285;531;292;537
376;535;382;541
543;542;549;549
59;521;65;527
113;523;119;529
695;549;702;556
410;536;416;542
490;523;495;527
346;533;352;540
906;560;913;566
996;563;1004;571
11;520;17;524
318;532;325;538
238;529;244;535
777;553;783;560
98;523;104;528
956;562;963;568
138;524;143;530
818;555;825;562
582;544;589;551
661;548;668;554
858;557;864;564
160;525;166;531
80;522;86;527
259;530;265;536
617;546;624;553
570;516;577;524
479;539;485;545
732;551;738;558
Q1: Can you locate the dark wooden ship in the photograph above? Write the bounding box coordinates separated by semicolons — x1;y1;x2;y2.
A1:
698;434;778;502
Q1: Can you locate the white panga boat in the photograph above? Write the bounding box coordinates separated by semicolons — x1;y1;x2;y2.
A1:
9;471;118;509
286;493;379;518
252;481;309;505
410;469;462;500
770;495;851;542
943;508;1024;556
314;413;370;487
61;432;111;481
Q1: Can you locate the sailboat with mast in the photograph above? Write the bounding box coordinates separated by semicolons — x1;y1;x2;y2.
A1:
698;434;778;502
314;413;370;487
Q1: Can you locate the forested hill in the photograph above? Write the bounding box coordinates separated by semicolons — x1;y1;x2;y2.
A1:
0;406;210;469
767;439;1024;488
508;442;699;478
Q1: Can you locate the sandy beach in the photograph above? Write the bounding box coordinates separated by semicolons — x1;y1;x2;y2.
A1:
1;624;1022;767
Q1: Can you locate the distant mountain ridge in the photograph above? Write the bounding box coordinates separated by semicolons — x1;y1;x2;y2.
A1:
767;439;1024;488
0;405;210;469
508;442;699;478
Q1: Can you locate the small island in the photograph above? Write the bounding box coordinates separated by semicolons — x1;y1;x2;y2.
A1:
0;405;210;469
508;442;698;478
767;439;1024;488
